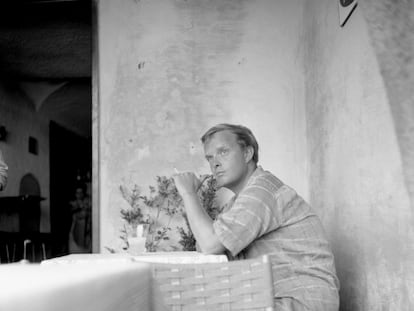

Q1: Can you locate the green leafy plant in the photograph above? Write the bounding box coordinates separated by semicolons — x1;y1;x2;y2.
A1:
177;214;197;251
119;175;218;252
199;176;220;220
178;176;220;250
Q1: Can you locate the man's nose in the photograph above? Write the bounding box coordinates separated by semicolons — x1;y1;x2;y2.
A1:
212;156;221;168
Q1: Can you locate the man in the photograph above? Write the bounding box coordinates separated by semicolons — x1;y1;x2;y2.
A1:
173;123;339;310
0;149;7;191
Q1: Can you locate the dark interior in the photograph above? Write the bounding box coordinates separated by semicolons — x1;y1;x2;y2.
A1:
0;0;92;261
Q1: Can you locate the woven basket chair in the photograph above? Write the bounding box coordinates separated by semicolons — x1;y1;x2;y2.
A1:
151;255;274;311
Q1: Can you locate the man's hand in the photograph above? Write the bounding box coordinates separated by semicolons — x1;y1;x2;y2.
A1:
172;170;226;255
172;172;201;196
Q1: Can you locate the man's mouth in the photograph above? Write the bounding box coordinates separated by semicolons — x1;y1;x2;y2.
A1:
215;171;225;177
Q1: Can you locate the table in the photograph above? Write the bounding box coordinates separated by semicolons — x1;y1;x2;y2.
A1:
132;251;228;264
5;252;227;311
0;261;153;311
0;195;45;232
41;252;135;265
42;251;228;265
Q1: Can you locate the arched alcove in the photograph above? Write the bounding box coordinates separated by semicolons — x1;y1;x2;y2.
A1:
19;173;41;197
18;173;42;233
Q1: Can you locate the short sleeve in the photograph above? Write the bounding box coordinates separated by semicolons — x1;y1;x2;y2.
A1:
213;178;280;256
0;150;8;190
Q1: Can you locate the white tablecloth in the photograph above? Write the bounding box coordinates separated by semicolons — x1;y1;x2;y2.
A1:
133;251;228;263
41;253;135;265
0;261;153;311
42;251;228;265
29;252;227;311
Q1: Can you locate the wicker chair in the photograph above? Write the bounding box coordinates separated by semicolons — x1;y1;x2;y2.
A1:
151;255;274;311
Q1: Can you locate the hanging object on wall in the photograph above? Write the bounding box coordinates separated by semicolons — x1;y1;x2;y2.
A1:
338;0;358;27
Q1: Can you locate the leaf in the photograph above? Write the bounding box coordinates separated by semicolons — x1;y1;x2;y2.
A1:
119;173;217;252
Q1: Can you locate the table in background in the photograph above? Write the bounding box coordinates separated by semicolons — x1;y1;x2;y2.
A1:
0;195;50;263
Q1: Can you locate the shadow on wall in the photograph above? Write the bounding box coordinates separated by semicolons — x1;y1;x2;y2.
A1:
332;235;368;311
360;0;414;215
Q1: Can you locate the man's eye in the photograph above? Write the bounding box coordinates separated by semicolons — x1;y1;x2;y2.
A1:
220;149;229;156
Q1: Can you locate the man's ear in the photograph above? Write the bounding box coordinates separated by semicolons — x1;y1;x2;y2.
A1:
244;146;254;163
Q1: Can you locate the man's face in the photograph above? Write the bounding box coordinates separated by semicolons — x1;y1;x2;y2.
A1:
203;130;250;192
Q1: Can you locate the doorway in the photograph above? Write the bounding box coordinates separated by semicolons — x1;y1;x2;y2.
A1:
49;121;91;256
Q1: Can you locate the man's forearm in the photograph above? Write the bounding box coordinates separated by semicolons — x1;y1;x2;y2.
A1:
181;192;226;254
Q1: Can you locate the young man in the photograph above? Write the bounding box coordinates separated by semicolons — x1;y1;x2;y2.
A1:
173;123;339;310
0;149;7;191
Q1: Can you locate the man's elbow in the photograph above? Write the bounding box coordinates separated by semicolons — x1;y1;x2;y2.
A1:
199;239;226;255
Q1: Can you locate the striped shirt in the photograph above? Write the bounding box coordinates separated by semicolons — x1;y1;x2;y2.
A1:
0;150;7;191
213;167;340;310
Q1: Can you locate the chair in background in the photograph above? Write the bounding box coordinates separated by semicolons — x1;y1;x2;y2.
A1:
151;255;274;311
0;232;51;263
0;173;51;263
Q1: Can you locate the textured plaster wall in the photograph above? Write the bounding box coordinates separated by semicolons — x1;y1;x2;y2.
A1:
302;1;414;310
0;82;50;232
97;0;307;252
97;0;414;308
360;0;414;228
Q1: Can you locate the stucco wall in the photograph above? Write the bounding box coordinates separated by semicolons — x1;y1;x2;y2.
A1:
360;0;414;224
97;0;414;308
0;82;50;232
302;1;414;310
97;0;307;252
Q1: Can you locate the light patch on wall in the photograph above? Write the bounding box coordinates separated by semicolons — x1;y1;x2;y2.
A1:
170;88;181;98
154;109;176;131
189;142;197;156
136;145;150;160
